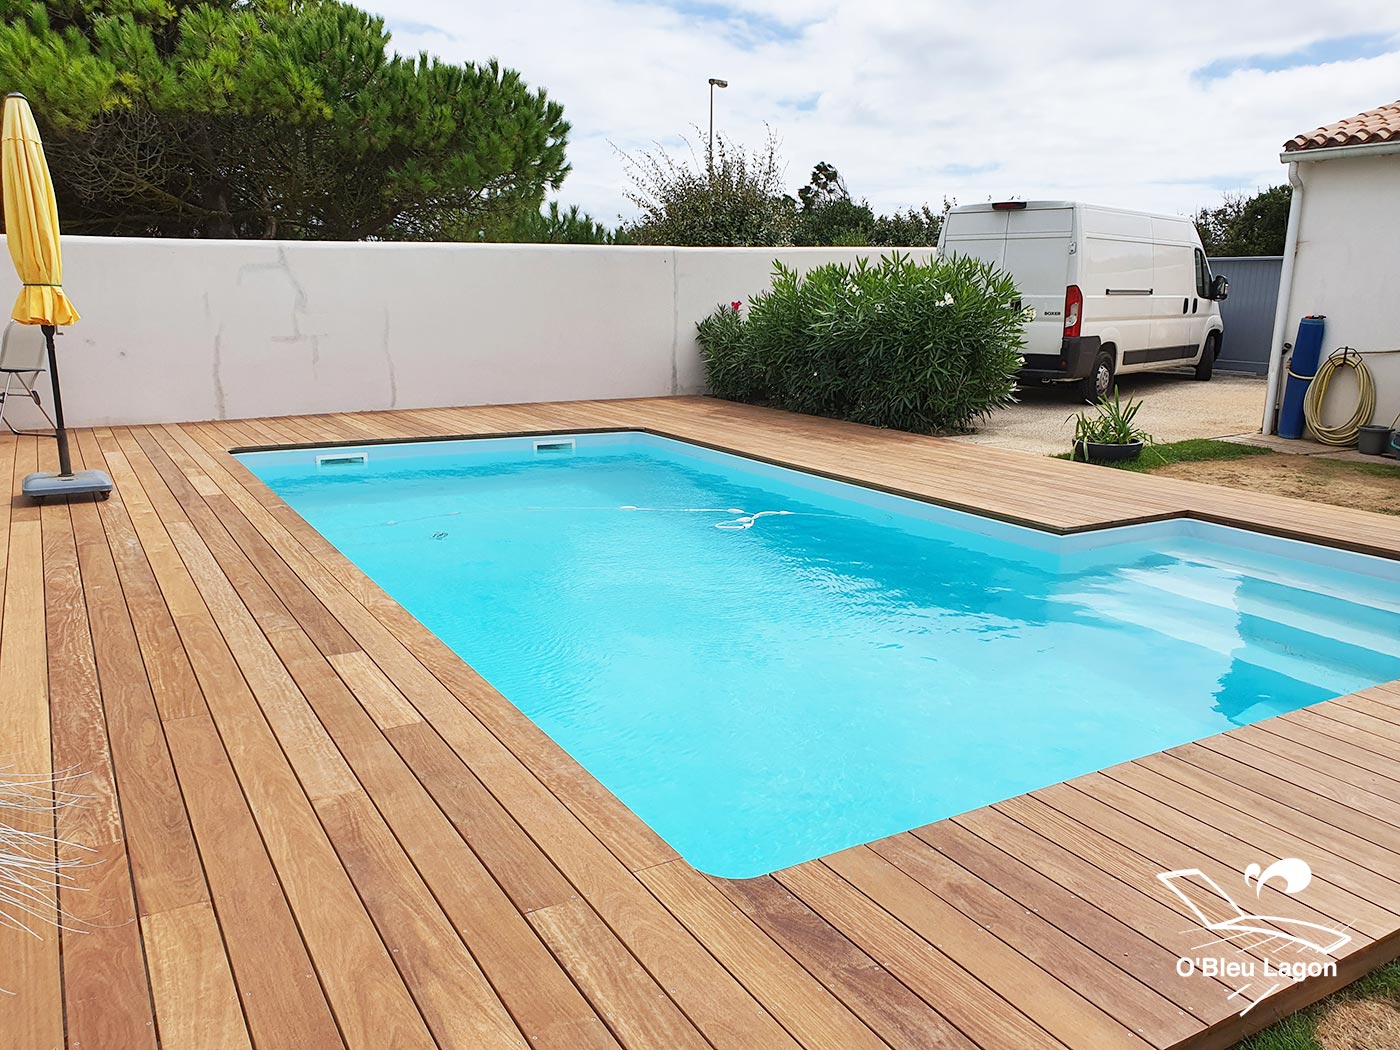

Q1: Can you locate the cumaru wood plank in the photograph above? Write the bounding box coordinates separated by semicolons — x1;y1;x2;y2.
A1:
96;427;434;1050
73;430;206;723
1047;776;1387;936
776;860;1067;1049
65;476;209;919
161;713;345;1050
1254;715;1400;786
327;650;424;730
947;804;1244;1000
0;438;63;1050
1099;762;1400;924
1195;730;1400;816
385;720;583;915
911;819;1230;1022
42;488;156;1050
313;793;530;1050
140;902;251;1050
821;845;1149;1049
637;859;888;1050
869;832;1201;1047
2;397;1399;1050
714;872;979;1049
525;897;713;1050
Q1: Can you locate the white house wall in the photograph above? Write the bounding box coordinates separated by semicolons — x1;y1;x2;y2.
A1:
1283;154;1400;430
0;238;930;428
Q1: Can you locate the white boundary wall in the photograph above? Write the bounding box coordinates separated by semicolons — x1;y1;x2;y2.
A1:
1275;153;1400;430
0;237;929;428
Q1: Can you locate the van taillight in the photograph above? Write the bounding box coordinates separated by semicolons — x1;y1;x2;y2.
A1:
991;201;1027;210
1063;285;1083;338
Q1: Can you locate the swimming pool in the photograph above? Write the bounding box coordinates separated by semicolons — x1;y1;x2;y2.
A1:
239;432;1400;878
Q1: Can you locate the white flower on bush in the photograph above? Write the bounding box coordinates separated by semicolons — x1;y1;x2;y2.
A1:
938;292;955;307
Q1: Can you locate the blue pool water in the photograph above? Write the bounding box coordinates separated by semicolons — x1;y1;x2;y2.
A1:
240;433;1400;878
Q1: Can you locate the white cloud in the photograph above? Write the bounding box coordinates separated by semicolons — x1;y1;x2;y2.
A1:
371;0;1400;225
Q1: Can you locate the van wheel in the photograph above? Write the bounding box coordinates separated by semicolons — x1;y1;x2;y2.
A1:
1081;349;1115;403
1194;334;1217;381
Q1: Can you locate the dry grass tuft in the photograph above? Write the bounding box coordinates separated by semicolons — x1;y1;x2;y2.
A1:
1314;998;1400;1050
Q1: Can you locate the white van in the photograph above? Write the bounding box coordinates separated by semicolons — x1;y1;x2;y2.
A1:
937;201;1229;401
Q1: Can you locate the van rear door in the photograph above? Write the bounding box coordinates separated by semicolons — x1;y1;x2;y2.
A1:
940;205;1073;356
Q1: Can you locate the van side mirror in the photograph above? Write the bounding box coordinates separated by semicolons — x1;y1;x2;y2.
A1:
1210;275;1229;301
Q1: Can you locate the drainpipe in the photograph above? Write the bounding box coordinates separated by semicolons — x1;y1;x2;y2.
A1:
1261;161;1303;435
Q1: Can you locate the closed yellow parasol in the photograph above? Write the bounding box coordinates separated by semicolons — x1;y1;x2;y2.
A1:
2;92;111;499
3;94;79;327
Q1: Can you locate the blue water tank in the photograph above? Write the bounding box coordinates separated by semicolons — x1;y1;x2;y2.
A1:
1278;316;1326;440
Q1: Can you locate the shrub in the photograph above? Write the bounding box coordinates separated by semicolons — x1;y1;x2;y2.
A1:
696;253;1026;433
619;131;797;247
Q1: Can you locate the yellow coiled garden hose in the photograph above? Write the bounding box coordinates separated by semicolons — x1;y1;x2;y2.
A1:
1303;347;1376;446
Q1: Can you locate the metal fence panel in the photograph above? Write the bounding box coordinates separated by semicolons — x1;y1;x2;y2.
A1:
1208;256;1282;375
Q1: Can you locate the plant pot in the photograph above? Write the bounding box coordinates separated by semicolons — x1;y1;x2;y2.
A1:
1074;439;1144;462
1359;425;1393;456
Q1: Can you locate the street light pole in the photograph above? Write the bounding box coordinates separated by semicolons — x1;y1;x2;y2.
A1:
707;77;728;171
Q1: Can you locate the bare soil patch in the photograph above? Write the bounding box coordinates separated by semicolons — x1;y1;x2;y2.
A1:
1155;453;1400;516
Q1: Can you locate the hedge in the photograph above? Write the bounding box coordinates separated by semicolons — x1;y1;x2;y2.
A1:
696;252;1026;433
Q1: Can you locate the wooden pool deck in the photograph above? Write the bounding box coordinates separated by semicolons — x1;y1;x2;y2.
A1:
3;396;1399;1050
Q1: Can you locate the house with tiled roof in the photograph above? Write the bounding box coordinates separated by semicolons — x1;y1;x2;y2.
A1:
1263;98;1400;438
1284;99;1400;154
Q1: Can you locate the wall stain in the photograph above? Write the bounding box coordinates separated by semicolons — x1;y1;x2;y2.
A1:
238;246;314;358
669;249;680;395
212;324;227;419
382;309;398;408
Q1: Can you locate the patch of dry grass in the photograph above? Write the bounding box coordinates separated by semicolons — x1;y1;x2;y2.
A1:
1237;962;1400;1049
1314;998;1400;1050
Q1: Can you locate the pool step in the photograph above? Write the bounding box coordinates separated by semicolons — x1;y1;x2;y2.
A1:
1058;576;1400;698
1120;562;1400;656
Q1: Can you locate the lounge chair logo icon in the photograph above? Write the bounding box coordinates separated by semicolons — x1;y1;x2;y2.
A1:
1157;858;1350;1016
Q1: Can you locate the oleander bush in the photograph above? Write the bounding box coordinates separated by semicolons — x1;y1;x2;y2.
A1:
696;253;1026;433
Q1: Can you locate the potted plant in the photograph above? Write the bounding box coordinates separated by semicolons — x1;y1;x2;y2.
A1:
1071;388;1152;462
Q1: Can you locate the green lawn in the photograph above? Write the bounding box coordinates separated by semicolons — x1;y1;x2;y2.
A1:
1055;437;1273;472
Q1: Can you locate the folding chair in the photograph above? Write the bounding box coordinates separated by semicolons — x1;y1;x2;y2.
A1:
0;320;58;435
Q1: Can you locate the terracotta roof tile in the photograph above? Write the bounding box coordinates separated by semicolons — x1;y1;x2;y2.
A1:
1284;99;1400;152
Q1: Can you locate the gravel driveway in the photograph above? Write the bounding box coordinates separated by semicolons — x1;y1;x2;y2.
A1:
952;370;1267;456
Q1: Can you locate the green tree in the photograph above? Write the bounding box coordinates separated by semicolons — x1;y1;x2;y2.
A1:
619;131;797;247
497;202;618;244
793;162;875;246
1194;185;1292;256
0;0;570;239
795;160;848;209
792;162;944;247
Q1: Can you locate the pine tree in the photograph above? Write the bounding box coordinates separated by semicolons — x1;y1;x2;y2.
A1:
0;0;570;239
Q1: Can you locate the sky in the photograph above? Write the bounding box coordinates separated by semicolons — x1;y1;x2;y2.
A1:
372;0;1400;225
